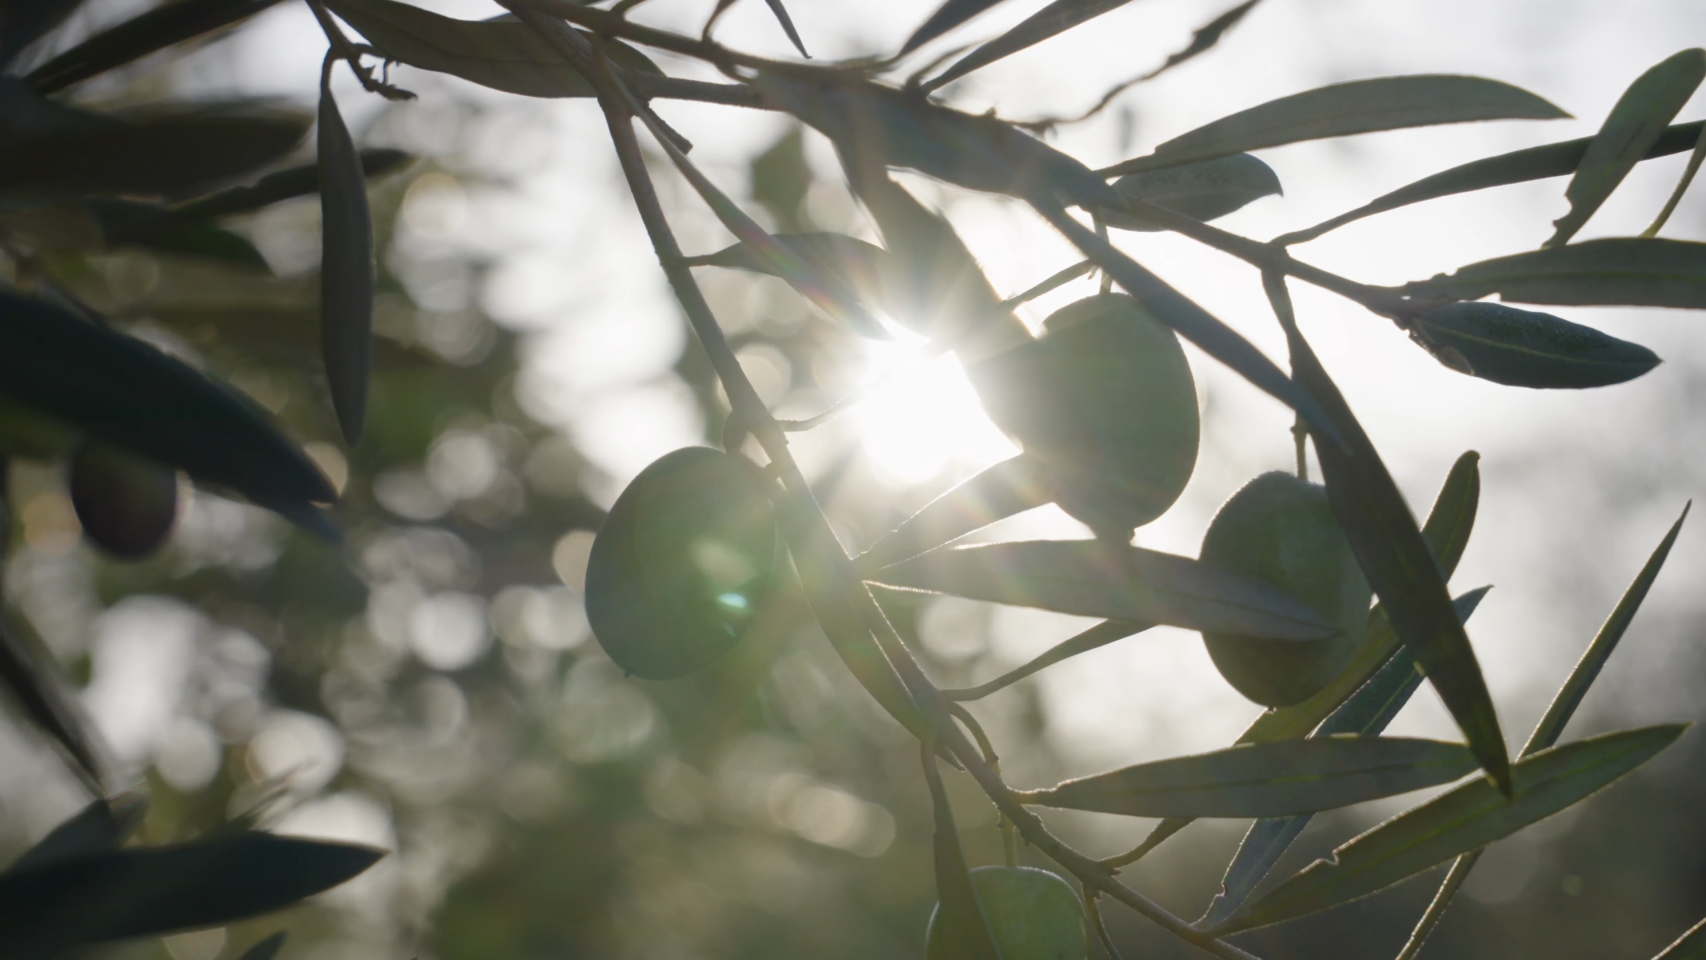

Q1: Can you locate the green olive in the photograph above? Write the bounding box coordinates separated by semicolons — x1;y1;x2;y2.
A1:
969;293;1199;537
1198;471;1371;707
69;441;179;559
585;447;778;680
925;866;1090;960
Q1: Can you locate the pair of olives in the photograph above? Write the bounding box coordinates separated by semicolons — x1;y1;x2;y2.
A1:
925;865;1090;960
586;447;780;680
967;293;1200;539
0;399;178;559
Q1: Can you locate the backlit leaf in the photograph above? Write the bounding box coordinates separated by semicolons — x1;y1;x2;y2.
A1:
858;455;1051;571
10;797;145;873
685;232;895;334
1104;75;1567;176
28;0;284;95
0;290;337;513
1023;737;1476;819
0;0;86;68
0;623;102;792
0;833;383;956
944;618;1150;701
924;753;1002;960
1100;153;1281;231
1215;725;1687;934
1548;49;1705;247
86;199;268;268
760;0;808;58
868;539;1339;640
927;0;1143;91
327;0;660;98
757;73;1120;209
317;80;375;444
171;148;412;221
1281;120;1705;245
1404;237;1706;309
1412;301;1660;388
1267;273;1510;792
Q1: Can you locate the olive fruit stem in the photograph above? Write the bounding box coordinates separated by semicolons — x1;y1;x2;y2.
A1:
1086;890;1130;960
537;27;1269;960
1292;410;1309;482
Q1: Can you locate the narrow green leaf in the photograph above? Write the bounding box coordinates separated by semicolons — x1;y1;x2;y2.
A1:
902;0;1012;54
1645;123;1706;236
1549;49;1706;247
685;232;895;336
326;0;660;99
0;833;383;955
1404;237;1706;309
759;0;808;58
944;619;1150;700
1267;273;1510;792
927;0;1142;91
234;932;288;960
857;455;1051;571
1394;503;1689;959
1031;197;1345;450
170;148;412;222
1412;301;1660;389
317;80;375;445
615;80;892;340
1281;121;1706;246
27;0;284;95
1104;75;1568;176
0;290;337;511
1101;153;1281;232
1216;724;1687;934
0;82;309;200
10;797;145;873
0;623;102;793
758;73;1121;210
924;753;1003;960
1024;737;1476;819
1655;916;1706;959
868;539;1339;641
86;199;269;269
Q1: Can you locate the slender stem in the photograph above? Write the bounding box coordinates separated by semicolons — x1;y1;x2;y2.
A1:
1086;890;1130;960
304;0;413;99
1292;411;1309;482
1001;259;1097;310
1394;851;1480;960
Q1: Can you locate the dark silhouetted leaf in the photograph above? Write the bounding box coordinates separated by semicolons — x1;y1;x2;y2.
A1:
11;796;145;873
235;932;288;960
1405;237;1706;309
1104;75;1567;176
0;0;85;68
0;81;308;200
1100;153;1280;231
1266;273;1509;792
758;73;1120;209
0;832;383;956
27;0;283;95
1412;301;1660;388
858;455;1051;571
902;0;1011;54
1140;0;1261;83
327;0;659;99
1655;916;1706;959
0;290;336;512
86;199;268;268
945;618;1149;700
760;0;808;57
0;622;102;791
1281;121;1706;245
1214;725;1687;934
1024;737;1476;819
927;0;1142;91
172;148;412;221
317;81;374;444
924;752;1002;960
1549;49;1705;247
869;539;1338;640
1646;123;1706;237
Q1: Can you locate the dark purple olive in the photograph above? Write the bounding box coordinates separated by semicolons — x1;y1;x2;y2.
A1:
69;442;179;559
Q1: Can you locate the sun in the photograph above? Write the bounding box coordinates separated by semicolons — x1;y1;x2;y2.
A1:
852;330;1020;485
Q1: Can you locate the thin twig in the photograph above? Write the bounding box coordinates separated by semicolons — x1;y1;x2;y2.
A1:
304;0;414;99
